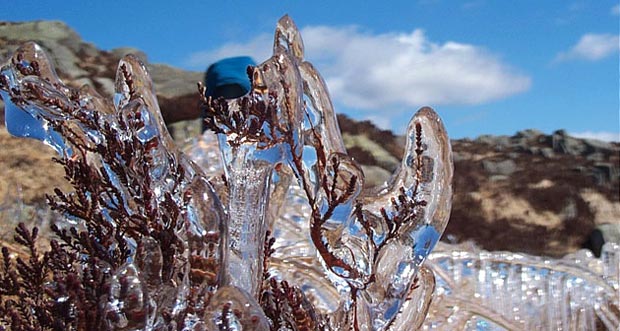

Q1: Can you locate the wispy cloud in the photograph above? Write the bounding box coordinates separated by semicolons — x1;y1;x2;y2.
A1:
555;33;620;62
612;4;620;16
571;131;620;142
185;25;531;113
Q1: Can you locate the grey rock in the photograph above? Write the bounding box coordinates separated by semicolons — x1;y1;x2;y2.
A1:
111;47;148;64
71;77;93;89
452;151;469;162
474;134;511;151
586;152;605;162
553;131;586;156
494;135;511;149
560;199;578;220
93;77;115;97
538;135;552;145
360;165;392;188
78;43;100;59
583;138;614;154
572;166;587;174
482;159;517;176
49;43;89;78
592;163;618;185
527;146;539;155
0;21;79;44
0;22;90;79
2;21;204;101
598;223;620;244
513;129;543;140
489;175;509;182
343;133;400;171
474;134;496;145
540;147;554;158
148;64;204;98
510;130;543;151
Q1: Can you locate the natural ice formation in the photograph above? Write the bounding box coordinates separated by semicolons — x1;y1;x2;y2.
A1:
1;14;616;331
0;15;452;330
248;151;619;331
425;242;620;330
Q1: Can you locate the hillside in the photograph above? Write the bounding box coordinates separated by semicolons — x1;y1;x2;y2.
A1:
1;20;618;257
340;116;619;256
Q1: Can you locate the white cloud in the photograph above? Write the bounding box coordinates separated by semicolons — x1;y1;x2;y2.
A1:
612;4;620;16
556;33;620;62
571;131;620;142
185;25;531;112
301;26;530;110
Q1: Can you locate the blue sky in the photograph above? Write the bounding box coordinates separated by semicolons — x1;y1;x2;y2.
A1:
3;1;619;140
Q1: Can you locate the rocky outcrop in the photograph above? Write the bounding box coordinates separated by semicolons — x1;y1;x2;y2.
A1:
340;121;620;257
0;20;618;258
0;20;204;137
447;130;619;256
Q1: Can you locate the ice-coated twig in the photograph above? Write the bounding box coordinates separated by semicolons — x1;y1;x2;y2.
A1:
0;15;455;331
0;42;228;329
270;15;453;330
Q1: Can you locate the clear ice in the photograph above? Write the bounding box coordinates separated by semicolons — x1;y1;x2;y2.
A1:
0;15;618;331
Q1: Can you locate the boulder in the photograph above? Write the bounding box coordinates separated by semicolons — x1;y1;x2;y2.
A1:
552;130;587;156
111;47;148;64
598;223;620;244
482;159;517;176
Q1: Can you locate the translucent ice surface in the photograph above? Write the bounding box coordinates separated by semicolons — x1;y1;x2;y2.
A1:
2;14;615;331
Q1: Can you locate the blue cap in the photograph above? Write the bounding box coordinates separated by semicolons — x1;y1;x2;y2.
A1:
204;56;255;99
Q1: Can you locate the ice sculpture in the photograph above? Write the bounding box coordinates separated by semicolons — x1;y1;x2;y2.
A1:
0;15;451;330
